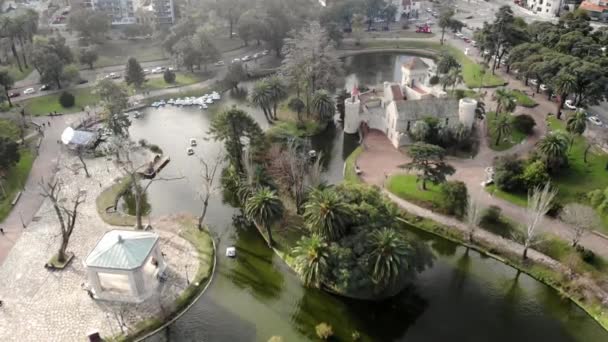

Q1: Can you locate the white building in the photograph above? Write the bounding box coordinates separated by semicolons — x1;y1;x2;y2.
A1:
92;0;137;25
85;230;167;303
524;0;561;17
344;57;476;148
394;0;421;21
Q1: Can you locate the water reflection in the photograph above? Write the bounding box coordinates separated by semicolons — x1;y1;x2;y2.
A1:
139;56;608;342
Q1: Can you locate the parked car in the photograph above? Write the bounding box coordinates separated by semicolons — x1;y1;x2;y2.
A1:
540;84;548;91
588;116;602;126
8;92;20;98
39;84;50;91
143;68;150;74
262;50;269;55
23;87;35;95
231;58;241;63
242;55;252;61
214;60;225;66
564;99;577;110
530;79;539;85
78;79;89;84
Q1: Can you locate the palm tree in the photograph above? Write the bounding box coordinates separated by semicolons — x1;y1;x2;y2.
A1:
436;50;460;75
367;228;410;287
0;70;15;107
553;72;576;119
448;67;463;92
536;131;570;171
292;233;328;288
494;88;516;115
266;76;287;120
250;80;274;124
492;114;512;146
245;187;284;247
566;110;586;138
311;90;335;123
288;97;306;123
303;188;351;241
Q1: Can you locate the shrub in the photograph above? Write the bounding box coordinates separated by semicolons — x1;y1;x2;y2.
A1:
315;323;334;340
352;331;361;341
546;200;563;218
480;205;501;225
163;69;176;84
149;144;162;154
575;245;596;265
588;189;605;208
493;154;524;192
512;114;536;135
59;91;75;108
429;75;439;85
439;181;468;217
521;160;549;188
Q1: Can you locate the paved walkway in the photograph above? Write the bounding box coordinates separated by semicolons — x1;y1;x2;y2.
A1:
0;154;201;341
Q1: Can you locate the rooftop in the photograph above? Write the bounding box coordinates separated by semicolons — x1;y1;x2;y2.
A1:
86;230;159;270
579;0;608;12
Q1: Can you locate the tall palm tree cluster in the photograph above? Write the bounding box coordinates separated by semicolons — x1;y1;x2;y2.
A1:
292;184;433;298
489;88;517;147
250;76;287;124
436;51;463;92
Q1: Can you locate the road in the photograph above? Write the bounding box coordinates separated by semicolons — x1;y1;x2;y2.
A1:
10;44;269;101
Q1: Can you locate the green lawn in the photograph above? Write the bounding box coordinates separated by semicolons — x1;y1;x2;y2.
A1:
386;174;442;209
143;73;202;90
22;88;100;116
94;39;167;68
512;89;537;108
485;184;527;207
5;65;33;82
486;112;527;151
344;146;363;183
446;46;506;89
0;150;34;222
547;117;608;203
0;119;20;141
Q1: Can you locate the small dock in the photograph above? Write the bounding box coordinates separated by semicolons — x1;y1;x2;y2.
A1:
139;155;171;179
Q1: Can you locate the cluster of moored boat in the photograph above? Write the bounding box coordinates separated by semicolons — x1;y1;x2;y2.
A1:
150;91;222;109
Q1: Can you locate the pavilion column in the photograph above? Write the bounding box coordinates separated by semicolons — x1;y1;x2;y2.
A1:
128;269;146;298
88;269;102;295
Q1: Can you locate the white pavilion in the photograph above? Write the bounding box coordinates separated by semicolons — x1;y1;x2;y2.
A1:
85;230;167;303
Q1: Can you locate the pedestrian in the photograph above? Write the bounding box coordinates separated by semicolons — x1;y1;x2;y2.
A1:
0;300;3;307
0;228;4;234
48;121;51;126
42;122;45;127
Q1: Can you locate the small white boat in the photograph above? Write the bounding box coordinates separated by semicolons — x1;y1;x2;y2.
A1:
211;92;221;100
226;247;236;258
200;104;208;109
159;100;166;106
132;111;142;118
186;147;194;155
167;98;175;105
150;102;159;108
205;98;213;104
190;138;197;147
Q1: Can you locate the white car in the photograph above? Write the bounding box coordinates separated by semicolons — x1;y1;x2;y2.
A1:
564;100;577;110
242;55;251;61
23;87;35;95
588;116;602;126
540;84;548;91
231;58;241;63
143;69;150;74
214;60;225;66
262;50;269;56
530;79;539;85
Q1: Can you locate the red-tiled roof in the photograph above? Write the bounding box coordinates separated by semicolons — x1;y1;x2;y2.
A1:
402;57;428;70
579;0;608;12
391;85;403;99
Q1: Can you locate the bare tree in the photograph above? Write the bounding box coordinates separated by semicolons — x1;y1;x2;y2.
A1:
40;178;86;263
121;148;183;230
523;183;557;259
560;203;599;248
65;146;91;177
465;195;482;242
197;152;224;230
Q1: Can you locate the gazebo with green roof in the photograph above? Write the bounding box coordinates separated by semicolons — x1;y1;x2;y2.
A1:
85;230;166;303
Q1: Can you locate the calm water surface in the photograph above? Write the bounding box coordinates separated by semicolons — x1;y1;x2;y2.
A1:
136;55;608;341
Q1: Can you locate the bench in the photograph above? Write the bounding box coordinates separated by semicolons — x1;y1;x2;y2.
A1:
11;191;22;206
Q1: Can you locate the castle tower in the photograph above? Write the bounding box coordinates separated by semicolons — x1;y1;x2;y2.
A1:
344;96;361;134
401;57;429;88
458;98;477;129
